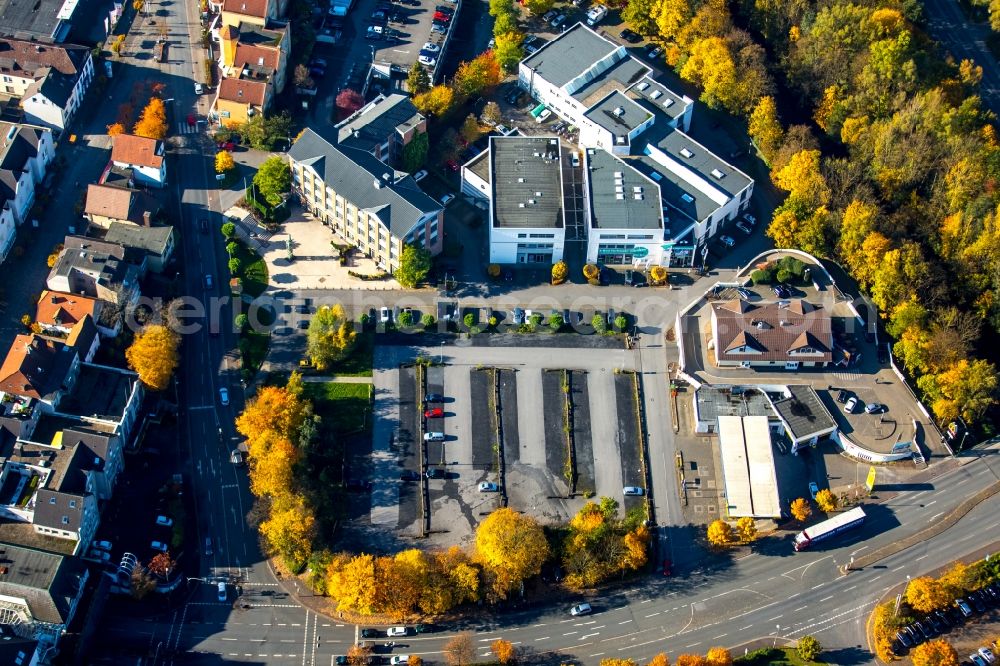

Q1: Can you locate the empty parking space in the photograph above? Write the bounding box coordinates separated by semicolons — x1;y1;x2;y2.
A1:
615;372;645;513
568;370;594;495
469;368;496;469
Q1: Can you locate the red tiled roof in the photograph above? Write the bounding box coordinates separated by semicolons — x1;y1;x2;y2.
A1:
712;300;833;364
35;291;100;329
222;0;269;18
233;43;278;73
218;77;267;106
111;134;163;169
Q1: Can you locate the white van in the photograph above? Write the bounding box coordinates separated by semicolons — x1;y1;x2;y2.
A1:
423;432;445;442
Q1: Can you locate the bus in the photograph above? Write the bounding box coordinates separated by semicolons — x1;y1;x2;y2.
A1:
793;506;866;551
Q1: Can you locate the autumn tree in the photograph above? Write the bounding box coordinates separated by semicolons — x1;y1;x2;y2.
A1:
917;358;998;423
236;382;309;441
336;88;364;117
493;31;524;72
748;96;784;164
814;489;837;513
790;498;812;522
407;62;430;95
797;635;821;662
293;64;314;89
253;156;291;206
248;432;299;498
646;655;670;666
306;304;357;371
107;122;125;136
453;51;502;98
133;97;168;139
706;648;732;666
396;244;432;288
654;0;692;41
675;655;707;666
414;84;456;116
601;660;637;666
444;633;476;666
475;508;549;599
906;576;952;613
706;519;733;547
492;638;516;664
147;552;175;577
911;639;960;666
215;150;235;174
131;565;157;599
326;553;377;613
621;0;658;35
347;644;374;666
736;516;757;543
126;324;180;391
460;114;482;145
939;561;984;597
259;492;316;569
481;101;502;127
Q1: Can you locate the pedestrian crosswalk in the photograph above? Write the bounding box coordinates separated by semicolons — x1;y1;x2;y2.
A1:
176;121;200;135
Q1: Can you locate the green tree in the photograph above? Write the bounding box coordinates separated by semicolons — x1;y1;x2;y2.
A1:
622;0;658;35
407;62;430;95
235;313;249;330
306;304;358;371
548;313;564;331
403;131;429;173
221;221;236;238
228;257;241;274
238;112;293;151
396;244;432;288
421;313;435;328
797;636;821;662
489;0;512;16
253;156;292;206
493;31;524;72
524;0;554;14
493;12;519;36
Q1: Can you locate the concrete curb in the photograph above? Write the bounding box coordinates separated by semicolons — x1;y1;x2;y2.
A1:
852;481;1000;570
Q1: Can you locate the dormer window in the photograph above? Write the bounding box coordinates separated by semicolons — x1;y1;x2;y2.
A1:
69;499;76;508
49;497;56;504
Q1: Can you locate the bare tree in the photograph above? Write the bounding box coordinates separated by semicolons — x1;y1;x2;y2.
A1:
444;632;476;666
131;565;156;599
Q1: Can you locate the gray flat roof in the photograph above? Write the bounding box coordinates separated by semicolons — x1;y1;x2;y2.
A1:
644;127;753;198
58;363;136;422
583;90;651;140
695;386;773;422
627;78;688;122
522;22;619;89
770;385;837;442
0;0;69;41
586;149;662;230
490;136;563;229
571;56;649;108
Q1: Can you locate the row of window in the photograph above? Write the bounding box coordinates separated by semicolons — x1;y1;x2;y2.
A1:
516;233;555;239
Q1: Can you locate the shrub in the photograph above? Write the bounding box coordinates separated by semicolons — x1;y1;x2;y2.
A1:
398;310;414;327
551;260;568;284
548;313;563;331
488;263;501;278
649;265;667;284
463;312;476;329
751;267;776;284
421;313;435;328
614;315;627;332
221;222;236;238
583;263;600;282
529;313;543;328
235;313;249;330
228;257;241;274
20;314;31;329
797;635;821;662
488;315;498;328
359;313;370;325
592;313;607;333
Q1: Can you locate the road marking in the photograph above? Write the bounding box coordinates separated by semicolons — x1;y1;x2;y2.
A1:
925;500;937;507
892;565;906;572
930;512;944;521
564;631;578;636
713;633;728;640
811;583;826;590
819;595;834;602
533;623;547;628
766;615;783;622
738;625;753;632
850;546;870;556
537;636;550;641
685;642;702;648
645;612;661;618
189;405;215;411
619;620;633;625
793;606;807;612
845;585;857;591
641;599;652;603
581;633;600;639
222;638;238;641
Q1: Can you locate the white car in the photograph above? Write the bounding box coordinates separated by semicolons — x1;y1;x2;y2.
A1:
194;82;204;94
478;481;499;492
441;193;456;206
979;648;996;664
536;108;552;123
570;603;592;616
155;515;174;527
386;626;408;637
418;54;437;66
413;169;428;182
844;396;859;413
571;152;580;167
720;235;736;247
623;486;644;496
390;657;410;665
151;541;168;553
495;124;510;135
422;42;440;52
219;387;229;406
217;582;228;602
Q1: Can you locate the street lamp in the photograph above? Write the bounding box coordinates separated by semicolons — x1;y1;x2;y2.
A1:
773;624;780;648
439;341;445;365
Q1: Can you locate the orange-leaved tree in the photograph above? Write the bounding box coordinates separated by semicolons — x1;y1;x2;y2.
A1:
133;97;168;139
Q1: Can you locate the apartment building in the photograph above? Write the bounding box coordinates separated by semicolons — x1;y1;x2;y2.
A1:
0;122;54;262
0;37;94;132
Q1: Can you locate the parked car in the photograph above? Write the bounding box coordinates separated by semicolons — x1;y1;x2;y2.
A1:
495;124;510;135
744;214;757;225
204;273;213;289
979;647;996;664
204;537;214;556
956;598;974;617
151;541;168;553
720;234;736;247
418;54;437;66
971;592;988;612
217;582;228;602
895;630;913;648
155;515;173;527
844;396;859;413
194;82;204;94
424;407;444;418
645;44;663;59
736;220;752;234
219;387;229;406
736;287;752;300
536;108;552;123
441;193;456;206
217;141;235;151
88;549;111;562
619;28;641;43
425;468;445;479
865;402;884;414
422;41;441;52
772;284;791;298
571;152;580;167
390;657;410;665
623;486;644;496
542;9;558;21
423;432;445;442
570;603;593;616
92;540;113;551
360;629;380;638
478;481;500;492
512;308;525;325
837;390;849;404
445;159;459;171
387;627;408;637
624;269;634;286
972;655;989;666
424;393;445;403
808;482;819;499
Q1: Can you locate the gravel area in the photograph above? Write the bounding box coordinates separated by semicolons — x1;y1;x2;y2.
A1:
469;368;497;470
569;370;595;495
542;370;569;486
499;368;520;464
615;372;645;514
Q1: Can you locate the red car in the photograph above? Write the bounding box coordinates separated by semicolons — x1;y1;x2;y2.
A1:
433;11;451;21
446;159;459;172
186;114;196;127
662;559;672;576
217;141;235;151
424;407;444;418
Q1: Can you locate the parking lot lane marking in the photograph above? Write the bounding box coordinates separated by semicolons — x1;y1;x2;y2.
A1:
738;625;753;632
619;620;633;625
713;634;728;640
793;606;807;612
645;612;661;618
685;642;702;649
766;615;783;622
820;595;834;602
564;631;578;636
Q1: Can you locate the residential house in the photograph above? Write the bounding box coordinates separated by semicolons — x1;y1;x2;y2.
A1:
219;22;289;94
0;544;88;660
104;221;175;273
335;94;425;165
83;183;161;229
0;37;94;132
710;299;833;368
214;78;268;128
33;291;104;337
46;239;139;305
0;316;98;409
0;122;54;262
219;0;289;28
288;128;443;272
110;134;167;188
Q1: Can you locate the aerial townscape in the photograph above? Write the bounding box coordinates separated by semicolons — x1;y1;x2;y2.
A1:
0;0;997;661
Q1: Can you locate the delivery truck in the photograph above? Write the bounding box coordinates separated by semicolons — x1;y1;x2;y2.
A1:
793;506;866;551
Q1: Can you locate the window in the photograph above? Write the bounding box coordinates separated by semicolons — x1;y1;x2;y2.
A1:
69;500;76;508
61;516;69;525
49;497;56;504
529;233;554;238
517;233;527;238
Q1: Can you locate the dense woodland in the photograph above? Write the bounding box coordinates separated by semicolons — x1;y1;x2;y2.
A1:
612;0;1000;431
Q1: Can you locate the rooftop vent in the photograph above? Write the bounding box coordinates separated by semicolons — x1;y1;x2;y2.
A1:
637;82;649;91
711;168;724;179
633;193;643;200
650;90;662;99
616;193;625;200
681;193;694;203
518;202;525;208
615;136;626;144
650;171;662;181
517;177;525;183
662;99;674;108
680;148;693;158
613;106;625;117
535;191;542;196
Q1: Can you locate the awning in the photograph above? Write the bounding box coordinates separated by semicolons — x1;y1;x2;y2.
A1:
530;104;547;118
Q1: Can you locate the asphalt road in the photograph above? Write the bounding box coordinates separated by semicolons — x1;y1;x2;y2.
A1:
920;0;1000;113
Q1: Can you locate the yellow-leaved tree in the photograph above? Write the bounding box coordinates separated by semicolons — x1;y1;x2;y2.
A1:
413;84;456;116
748;96;784;164
905;576;952;613
814;489;838;513
133;97;168;139
125;324;180;391
646;655;670;666
306;304;357;372
491;639;515;664
675;656;707;666
474;507;549;600
215;150;235;174
236;382;309;441
247;435;298;498
736;516;757;543
706;519;732;547
706;648;732;666
790;497;812;522
911;639;959;666
259;492;316;569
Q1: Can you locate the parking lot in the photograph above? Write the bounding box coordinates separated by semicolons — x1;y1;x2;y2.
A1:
374;340;650;546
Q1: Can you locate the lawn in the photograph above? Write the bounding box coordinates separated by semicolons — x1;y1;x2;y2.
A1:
303;381;372;436
234;242;268;298
322;331;374;377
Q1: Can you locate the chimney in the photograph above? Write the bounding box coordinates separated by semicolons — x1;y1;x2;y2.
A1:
142;210;151;227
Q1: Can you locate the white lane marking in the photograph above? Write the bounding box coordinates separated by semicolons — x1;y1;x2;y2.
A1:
713;633;728;640
793;606;808;612
564;631;578;636
766;615;783;622
685;642;702;648
645;612;661;618
738;625;753;631
819;595;834;602
619;620;633;625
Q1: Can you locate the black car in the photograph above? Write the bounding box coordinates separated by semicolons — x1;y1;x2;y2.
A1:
926;615;945;634
895;630;913;648
505;89;520;105
360;629;379;638
771;284;790;298
435;4;453;13
933;609;953;627
400;470;421;481
970;591;988;611
619;28;641;43
837;390;849;403
425;468;445;479
424;393;445;403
